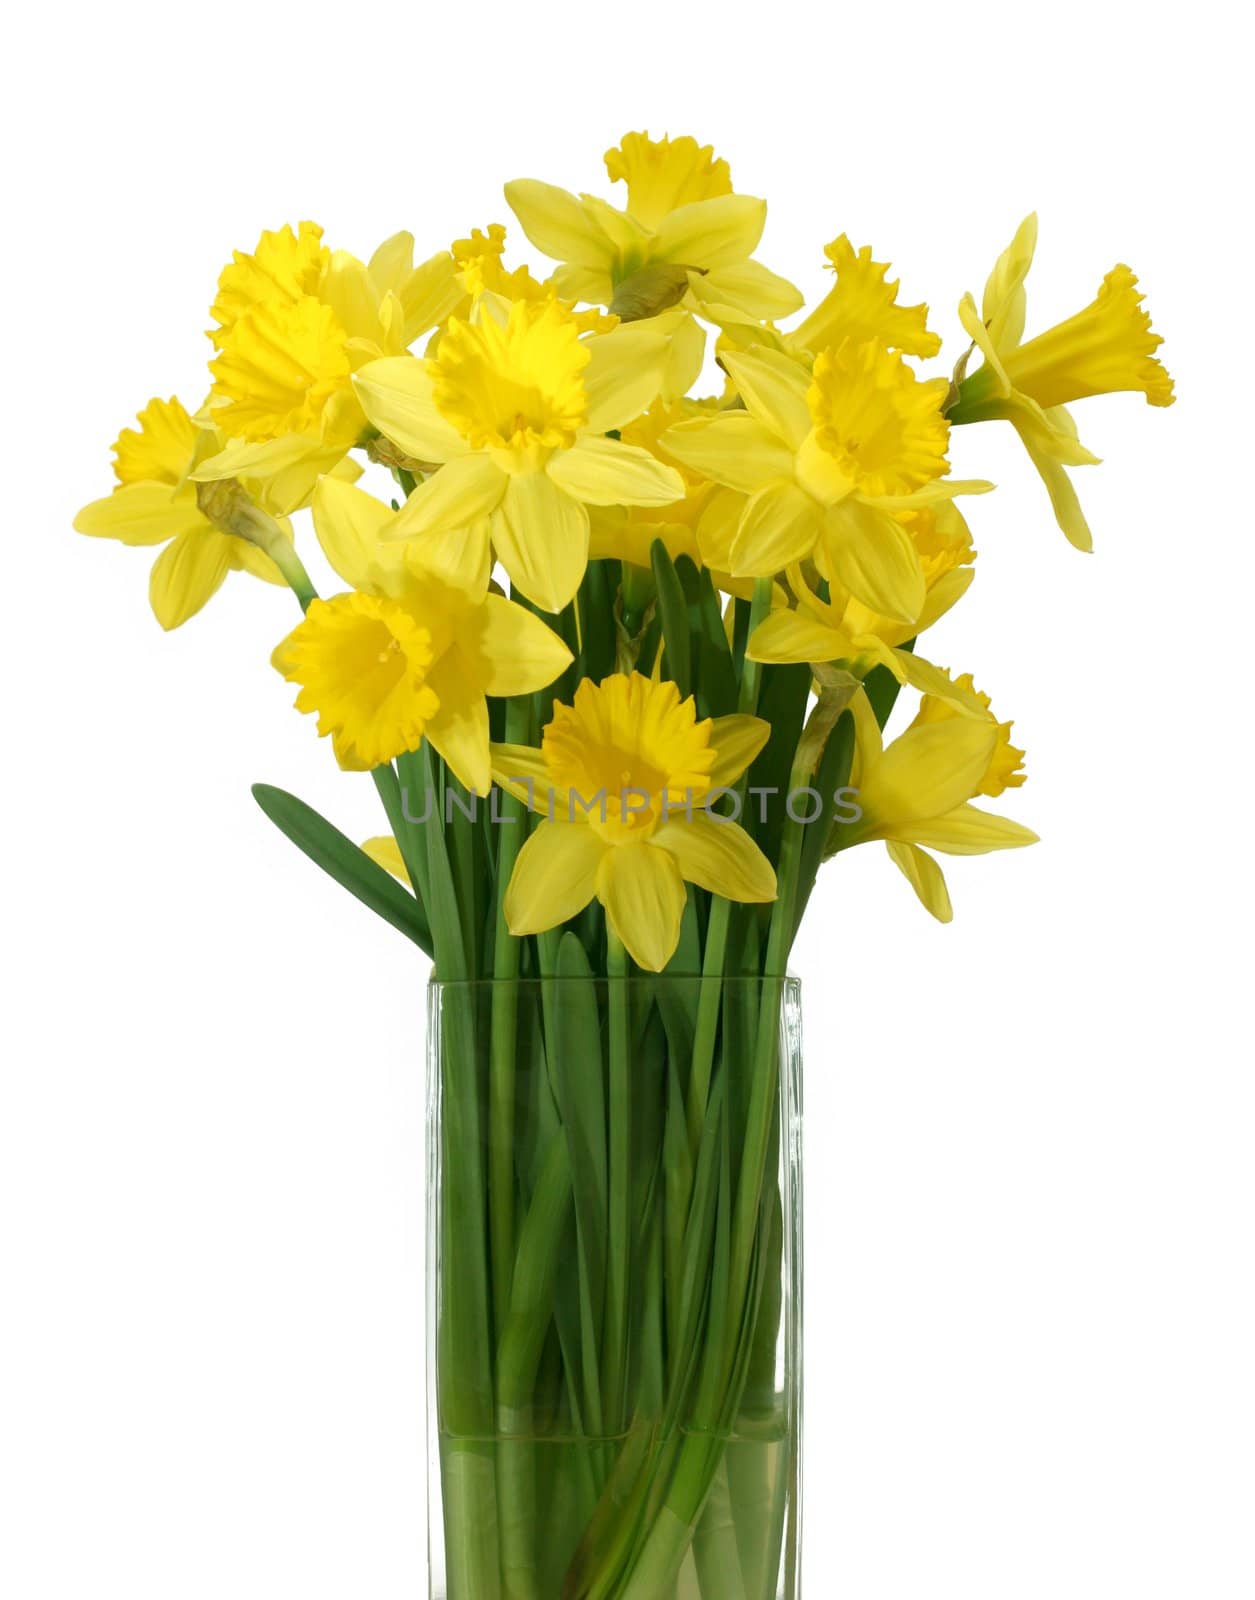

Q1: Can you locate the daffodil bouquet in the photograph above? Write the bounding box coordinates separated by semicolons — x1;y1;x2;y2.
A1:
76;133;1172;1600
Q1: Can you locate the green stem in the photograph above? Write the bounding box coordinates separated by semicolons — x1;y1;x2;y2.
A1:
685;577;772;1162
270;542;318;611
490;699;531;1336
497;1135;575;1600
603;932;632;1436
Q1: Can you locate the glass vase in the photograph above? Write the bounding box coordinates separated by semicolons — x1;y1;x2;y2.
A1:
426;974;803;1600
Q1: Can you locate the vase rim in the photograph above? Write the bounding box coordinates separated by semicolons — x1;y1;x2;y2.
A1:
427;971;802;991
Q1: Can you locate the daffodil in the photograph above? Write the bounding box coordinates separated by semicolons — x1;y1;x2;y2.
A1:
271;477;572;788
830;687;1037;921
505;132;802;398
449;223;616;332
73;396;299;629
352;298;685;612
491;673;775;969
949;214;1174;550
747;502;981;704
660;344;990;624
785;234;942;360
195;221;462;502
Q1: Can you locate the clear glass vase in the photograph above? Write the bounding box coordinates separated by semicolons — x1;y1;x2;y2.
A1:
426;974;803;1600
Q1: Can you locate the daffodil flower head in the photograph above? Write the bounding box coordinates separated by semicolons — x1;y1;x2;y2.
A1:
908;674;1026;798
273;477;573;788
949;215;1174;552
603;132;732;231
273;593;440;772
197;221;463;499
504;131;802;384
450;223;616;332
73;396;297;629
492;673;776;970
209;222;329;346
787;235;941;361
354;304;685;613
432;299;590;459
210;295;355;444
831;687;1037;921
660;343;987;626
805;338;952;500
541;674;720;844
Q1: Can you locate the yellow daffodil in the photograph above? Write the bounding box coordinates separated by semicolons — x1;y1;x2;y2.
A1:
908;673;1026;799
505;132;802;399
271;478;572;788
831;688;1037;921
449;223;617;332
74;396;298;629
353;298;684;612
949;214;1174;550
785;235;942;361
491;673;775;969
195;221;462;502
660;344;990;623
747;503;981;705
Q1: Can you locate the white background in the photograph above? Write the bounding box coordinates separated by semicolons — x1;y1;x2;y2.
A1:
2;4;1251;1595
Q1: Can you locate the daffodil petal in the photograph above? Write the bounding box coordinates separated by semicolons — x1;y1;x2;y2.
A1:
229;535;288;585
652;815;776;903
653;193;766;270
504;820;606;934
583;322;672;432
74;483;205;547
896;803;1039;855
148;529;232;630
892;652;988;712
823;500;925;624
551;263;615;306
595;842;686;972
548;435;684;507
505;179;618;267
312;476;396;593
858;719;998;832
982;213;1038;350
1012;419;1095;551
720;348;813;449
747;608;845;664
353;357;466;462
423;647;492;796
361;836;412;886
872;479;994;510
660;413;794;495
885;840;953;922
399;250;464;344
706;714;772;786
494;473;590;613
731;481;822;576
381;454;506;543
957;292;1013;398
916;565;975;632
689;259;804;322
490;742;561;812
460;594;572;696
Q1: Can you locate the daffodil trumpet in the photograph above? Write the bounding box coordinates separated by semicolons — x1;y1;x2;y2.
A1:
75;136;1172;1600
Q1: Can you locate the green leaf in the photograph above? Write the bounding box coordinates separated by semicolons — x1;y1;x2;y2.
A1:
744;662;811;866
796;708;855;934
691;565;739;718
651;539;692;699
250;783;432;955
548;933;609;1434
